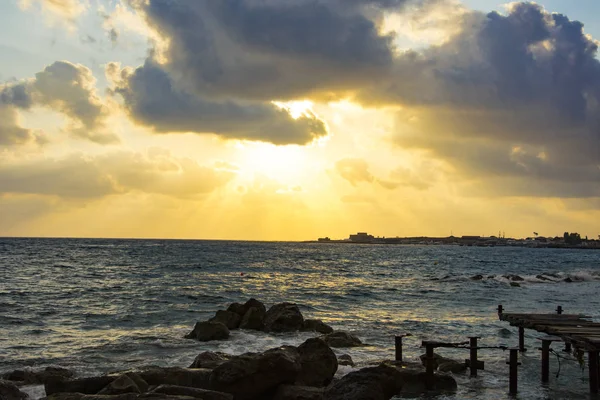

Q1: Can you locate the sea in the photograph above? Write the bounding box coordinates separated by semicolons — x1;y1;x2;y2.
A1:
1;238;600;399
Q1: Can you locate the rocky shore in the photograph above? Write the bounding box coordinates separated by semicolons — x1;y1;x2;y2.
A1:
1;299;458;400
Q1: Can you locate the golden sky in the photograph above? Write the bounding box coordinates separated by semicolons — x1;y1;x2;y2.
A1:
0;0;599;240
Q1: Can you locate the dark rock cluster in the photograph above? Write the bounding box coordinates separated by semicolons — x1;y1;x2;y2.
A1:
185;299;336;343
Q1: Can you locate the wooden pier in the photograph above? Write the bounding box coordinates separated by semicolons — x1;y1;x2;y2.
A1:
499;305;600;394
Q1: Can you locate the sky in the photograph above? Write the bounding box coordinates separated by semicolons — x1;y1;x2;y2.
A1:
0;0;599;241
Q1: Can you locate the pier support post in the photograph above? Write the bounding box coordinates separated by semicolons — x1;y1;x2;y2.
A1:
395;335;406;362
507;348;520;395
518;327;527;352
469;337;479;377
556;306;563;315
564;342;572;353
497;304;503;319
589;351;599;394
424;342;435;390
541;339;551;383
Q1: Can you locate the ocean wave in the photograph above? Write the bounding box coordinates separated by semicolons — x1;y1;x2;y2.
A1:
439;269;600;285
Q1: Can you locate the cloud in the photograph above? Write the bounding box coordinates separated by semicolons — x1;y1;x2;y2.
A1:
107;60;328;145
335;158;375;186
1;61;117;144
359;3;600;198
0;150;235;199
20;0;87;26
124;0;429;101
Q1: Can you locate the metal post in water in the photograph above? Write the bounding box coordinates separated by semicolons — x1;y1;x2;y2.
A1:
507;347;520;395
556;305;563;315
589;351;599;394
424;342;435;390
395;335;403;362
469;337;479;377
518;327;524;351
497;304;504;319
541;339;551;383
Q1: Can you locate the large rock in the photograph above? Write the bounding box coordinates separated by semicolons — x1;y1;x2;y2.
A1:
209;311;242;330
136;367;211;390
45;376;115;395
274;385;324;400
149;385;233;400
296;338;338;387
97;375;141;395
239;307;266;331
189;352;232;369
3;367;74;385
396;369;457;395
319;332;362;348
324;364;403;400
209;346;301;400
301;320;333;334
0;380;28;400
263;303;304;333
185;322;230;342
228;299;266;318
46;395;138;400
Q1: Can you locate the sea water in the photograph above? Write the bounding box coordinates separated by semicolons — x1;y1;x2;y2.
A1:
1;238;600;399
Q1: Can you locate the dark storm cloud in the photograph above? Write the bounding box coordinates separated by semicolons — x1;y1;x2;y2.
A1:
126;0;413;100
362;3;600;197
109;61;327;145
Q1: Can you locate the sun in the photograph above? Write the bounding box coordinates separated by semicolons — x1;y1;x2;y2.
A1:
236;142;312;183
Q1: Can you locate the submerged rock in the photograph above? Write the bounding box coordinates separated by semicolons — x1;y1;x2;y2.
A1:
209;346;301;400
469;275;484;281
135;367;211;389
3;367;74;385
324;364;403;400
301;320;333;334
185;321;230;341
337;355;354;367
296;338;338;387
189;352;232;369
45;376;115;395
510;282;521;287
319;332;363;348
209;310;242;330
263;303;304;333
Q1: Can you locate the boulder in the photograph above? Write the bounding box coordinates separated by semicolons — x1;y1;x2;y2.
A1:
45;376;115;395
149;385;233;400
3;367;74;385
136;367;211;390
189;352;232;369
185;322;230;342
97;375;141;395
0;380;28;400
337;355;354;367
47;395;138;400
564;277;573;283
296;338;338;387
510;282;521;287
397;370;457;395
469;275;484;281
209;346;301;400
209;311;242;330
274;385;324;400
226;303;246;316
123;373;149;393
239;307;266;331
301;320;333;334
419;352;455;370
324;364;403;400
319;332;362;348
263;303;304;333
242;299;266;315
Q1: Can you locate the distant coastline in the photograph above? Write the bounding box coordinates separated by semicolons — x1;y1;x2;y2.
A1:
306;232;600;249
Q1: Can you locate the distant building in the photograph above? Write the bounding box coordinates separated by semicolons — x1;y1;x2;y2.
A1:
318;237;331;242
349;232;375;243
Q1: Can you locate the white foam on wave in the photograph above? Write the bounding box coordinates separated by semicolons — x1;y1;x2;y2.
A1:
19;385;45;400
